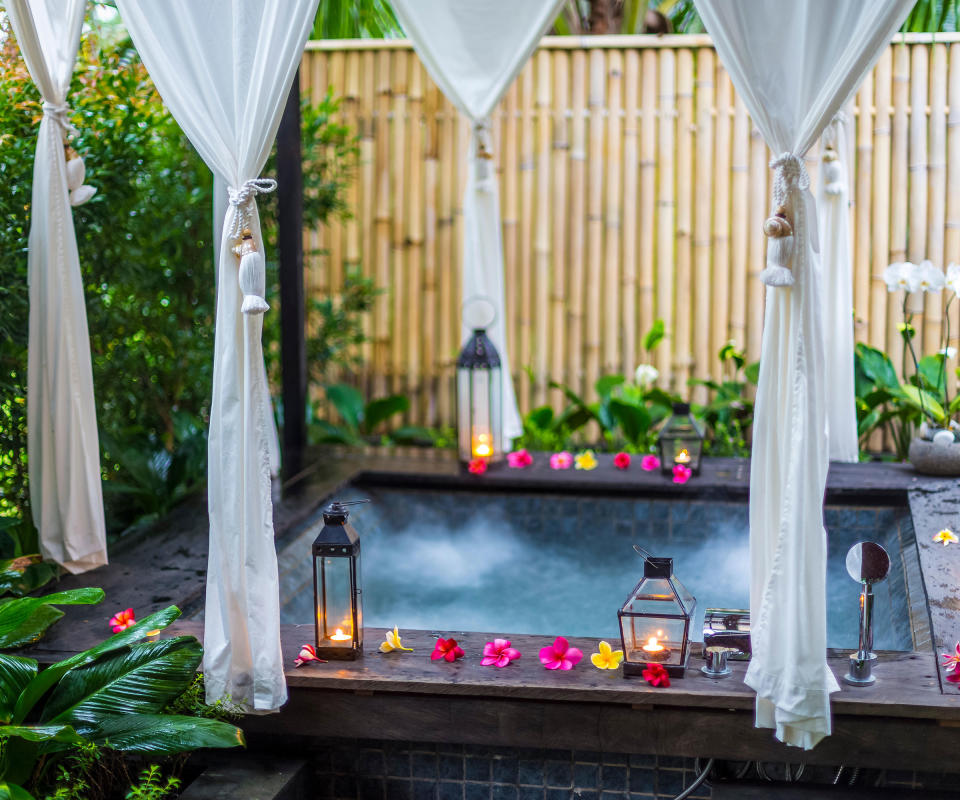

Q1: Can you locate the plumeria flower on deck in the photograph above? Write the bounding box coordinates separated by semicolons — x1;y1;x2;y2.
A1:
539;636;583;671
294;643;326;667
379;626;413;653
109;608;136;633
642;662;671;688
468;458;488;476
613;452;631;470
672;464;692;484
575;450;598;471
431;637;465;662
942;642;960;684
590;641;624;670
550;451;573;470
640;454;660;472
481;638;521;668
934;529;959;546
507;449;533;469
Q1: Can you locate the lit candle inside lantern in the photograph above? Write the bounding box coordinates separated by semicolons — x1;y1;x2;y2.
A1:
330;628;352;641
641;634;670;662
473;432;493;459
675;448;691;464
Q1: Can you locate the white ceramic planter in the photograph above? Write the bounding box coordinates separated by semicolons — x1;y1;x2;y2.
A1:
908;436;960;476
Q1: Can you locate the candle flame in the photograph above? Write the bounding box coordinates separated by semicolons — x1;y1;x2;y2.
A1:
330;627;352;641
642;636;665;652
472;432;493;458
675;449;691;464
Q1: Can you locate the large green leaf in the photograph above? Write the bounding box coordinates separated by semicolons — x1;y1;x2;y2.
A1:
325;384;364;431
13;606;181;724
0;724;83;745
744;361;760;385
43;637;202;734
525;406;555;431
311;419;360;445
896;385;947;423
361;394;409;434
0;656;36;724
0;557;57;598
0;782;35;800
595;375;625;400
855;343;900;391
917;354;947;398
0;588;105;650
91;713;244;754
609;399;652;447
642;319;665;352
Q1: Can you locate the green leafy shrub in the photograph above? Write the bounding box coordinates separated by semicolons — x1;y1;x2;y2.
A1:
690;341;758;458
314;384;411;445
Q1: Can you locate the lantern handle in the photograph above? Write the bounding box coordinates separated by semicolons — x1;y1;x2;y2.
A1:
330;499;370;508
462;295;498;330
632;544;655;563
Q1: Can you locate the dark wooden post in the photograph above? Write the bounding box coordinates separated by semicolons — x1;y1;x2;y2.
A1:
276;69;307;481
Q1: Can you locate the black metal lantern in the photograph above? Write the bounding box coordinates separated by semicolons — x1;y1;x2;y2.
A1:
456;327;503;464
618;551;696;678
312;500;364;660
657;402;704;475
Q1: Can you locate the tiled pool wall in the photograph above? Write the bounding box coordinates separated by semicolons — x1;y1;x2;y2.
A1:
289;738;958;799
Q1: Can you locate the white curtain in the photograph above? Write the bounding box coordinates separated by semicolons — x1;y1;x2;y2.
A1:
694;0;912;749
819;116;859;463
116;0;319;711
7;0;109;574
389;0;565;443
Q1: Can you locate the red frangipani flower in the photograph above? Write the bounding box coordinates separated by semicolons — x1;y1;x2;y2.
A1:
468;458;488;475
507;449;533;469
481;638;521;668
613;452;631;470
640;454;660;472
293;643;326;667
109;608;135;633
642;662;671;688
539;636;583;671
942;642;960;684
431;637;465;662
672;464;692;484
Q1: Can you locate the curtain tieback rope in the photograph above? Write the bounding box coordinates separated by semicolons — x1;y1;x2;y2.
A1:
228;178;276;315
42;101;78;137
759;152;811;288
43;102;98;207
472;122;496;193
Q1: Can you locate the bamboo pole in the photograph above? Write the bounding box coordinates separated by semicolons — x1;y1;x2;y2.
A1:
586;49;606;398
519;62;535;409
389;51;408;399
604;50;623;379
502;81;520;412
372;51;391;400
621;49;640;379
551;51;571;406
947;44;960;396
657;47;677;386
693;48;714;403
871;49;893;351
673;49;693;394
928;44;947;359
854;71;873;335
638;49;657;358
730;94;749;353
889;43;910;391
422;70;440;426
907;45;929;325
405;59;424;420
328;51;346;308
436;91;457;426
358;50;376;396
712;65;732;383
534;50;552;408
568;50;587;400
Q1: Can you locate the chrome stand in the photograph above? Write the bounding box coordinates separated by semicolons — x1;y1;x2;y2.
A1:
842;541;889;688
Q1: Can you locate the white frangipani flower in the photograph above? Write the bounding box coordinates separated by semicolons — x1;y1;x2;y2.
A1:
634;364;659;389
883;261;916;292
946;263;960;295
916;260;945;293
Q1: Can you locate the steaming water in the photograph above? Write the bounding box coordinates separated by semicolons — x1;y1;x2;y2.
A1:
277;486;917;651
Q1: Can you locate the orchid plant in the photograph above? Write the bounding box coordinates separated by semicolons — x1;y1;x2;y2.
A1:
857;261;960;457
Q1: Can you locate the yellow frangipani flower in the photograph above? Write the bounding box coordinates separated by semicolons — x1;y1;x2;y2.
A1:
575;450;598;471
379;626;413;653
934;529;959;546
590;640;624;670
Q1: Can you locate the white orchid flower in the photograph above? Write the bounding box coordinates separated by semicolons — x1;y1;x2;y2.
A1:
916;260;945;293
883;262;915;292
634;364;659;389
939;346;957;359
946;263;960;295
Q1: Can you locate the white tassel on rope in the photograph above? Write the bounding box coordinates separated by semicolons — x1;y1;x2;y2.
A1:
473;122;496;194
822;114;845;196
65;147;96;206
759;152;810;288
227;178;277;315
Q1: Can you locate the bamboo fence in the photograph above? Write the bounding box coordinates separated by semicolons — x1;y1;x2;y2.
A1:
301;34;960;437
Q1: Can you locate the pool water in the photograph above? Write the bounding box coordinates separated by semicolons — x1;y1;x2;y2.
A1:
277;486;922;652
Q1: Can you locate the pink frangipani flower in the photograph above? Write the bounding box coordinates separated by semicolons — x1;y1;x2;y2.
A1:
431;637;465;662
613;452;631;470
468;458;488;476
942;642;960;684
539;636;583;671
550;451;573;470
481;638;521;668
640;454;660;472
672;464;692;484
109;608;135;633
294;643;326;667
507;449;533;469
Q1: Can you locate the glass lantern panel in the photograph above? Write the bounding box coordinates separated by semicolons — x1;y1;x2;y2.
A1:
489;368;502;456
623;576;694;616
457;369;472;460
619;613;688;668
315;554;356;649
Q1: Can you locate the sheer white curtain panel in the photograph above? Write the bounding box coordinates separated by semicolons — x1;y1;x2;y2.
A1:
694;0;913;749
389;0;565;443
116;0;319;711
7;0;109;574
